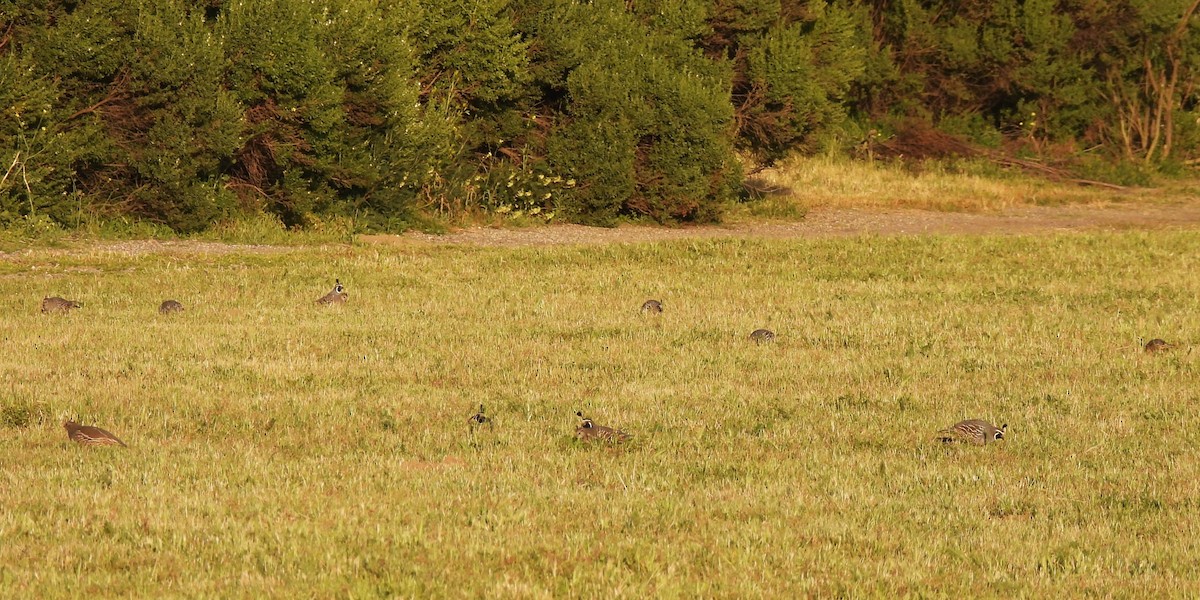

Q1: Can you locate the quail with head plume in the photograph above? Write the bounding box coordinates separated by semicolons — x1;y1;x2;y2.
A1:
749;329;776;344
1144;338;1173;354
159;299;184;314
640;299;663;314
937;419;1006;446
468;404;490;427
574;411;631;443
316;279;348;305
42;297;82;314
63;420;127;447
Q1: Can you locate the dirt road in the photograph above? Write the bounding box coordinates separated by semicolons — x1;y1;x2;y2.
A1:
387;201;1200;247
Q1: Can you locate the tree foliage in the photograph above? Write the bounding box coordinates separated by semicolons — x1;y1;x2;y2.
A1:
2;0;450;231
1;0;1198;231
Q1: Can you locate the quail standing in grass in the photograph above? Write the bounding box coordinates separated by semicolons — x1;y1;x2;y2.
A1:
749;329;776;344
936;419;1006;446
41;296;82;314
574;411;632;443
159;299;184;314
468;404;491;428
1144;338;1174;354
316;279;348;305
63;420;127;447
640;299;663;315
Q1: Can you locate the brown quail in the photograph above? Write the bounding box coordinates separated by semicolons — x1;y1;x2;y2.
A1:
640;299;663;314
468;404;490;427
749;329;776;344
316;279;348;305
937;419;1006;446
574;411;631;443
42;297;82;314
159;300;184;314
63;420;127;447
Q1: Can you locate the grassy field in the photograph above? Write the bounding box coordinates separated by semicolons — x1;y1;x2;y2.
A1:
2;230;1199;597
737;156;1197;218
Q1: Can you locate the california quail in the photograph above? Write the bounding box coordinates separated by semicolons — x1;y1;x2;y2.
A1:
41;297;82;314
1144;338;1173;354
640;299;663;314
316;279;348;305
937;419;1006;446
63;420;127;447
574;411;631;443
468;404;490;427
749;329;776;344
159;300;184;314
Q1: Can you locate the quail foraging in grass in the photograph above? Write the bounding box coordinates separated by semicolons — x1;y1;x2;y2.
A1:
63;420;127;447
749;329;776;344
1144;338;1174;354
159;299;184;314
937;419;1006;446
316;279;348;305
640;299;663;314
41;296;82;314
468;404;491;427
574;411;631;443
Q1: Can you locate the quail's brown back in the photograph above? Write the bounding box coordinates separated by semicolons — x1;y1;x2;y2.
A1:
42;297;82;314
640;299;663;314
159;300;185;314
63;420;127;447
750;329;776;344
575;414;631;443
937;419;1005;446
316;280;348;305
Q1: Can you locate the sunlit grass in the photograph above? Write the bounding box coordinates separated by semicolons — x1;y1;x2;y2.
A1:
1;231;1199;596
741;155;1195;213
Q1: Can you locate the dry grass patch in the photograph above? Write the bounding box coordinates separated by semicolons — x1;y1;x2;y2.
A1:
741;155;1192;214
1;232;1199;596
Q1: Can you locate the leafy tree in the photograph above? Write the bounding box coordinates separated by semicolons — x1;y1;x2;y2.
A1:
2;0;453;231
532;0;739;224
1089;0;1200;162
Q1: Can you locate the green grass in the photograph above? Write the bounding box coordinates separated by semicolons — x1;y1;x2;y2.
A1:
2;232;1199;596
0;213;362;253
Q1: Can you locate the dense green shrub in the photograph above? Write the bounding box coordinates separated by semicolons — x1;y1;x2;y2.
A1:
3;0;454;232
865;0;1200;164
691;1;869;159
2;0;1198;232
0;52;92;226
523;0;740;224
413;0;531;138
221;0;455;230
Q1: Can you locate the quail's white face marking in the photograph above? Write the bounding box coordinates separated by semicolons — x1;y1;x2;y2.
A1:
469;404;490;426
